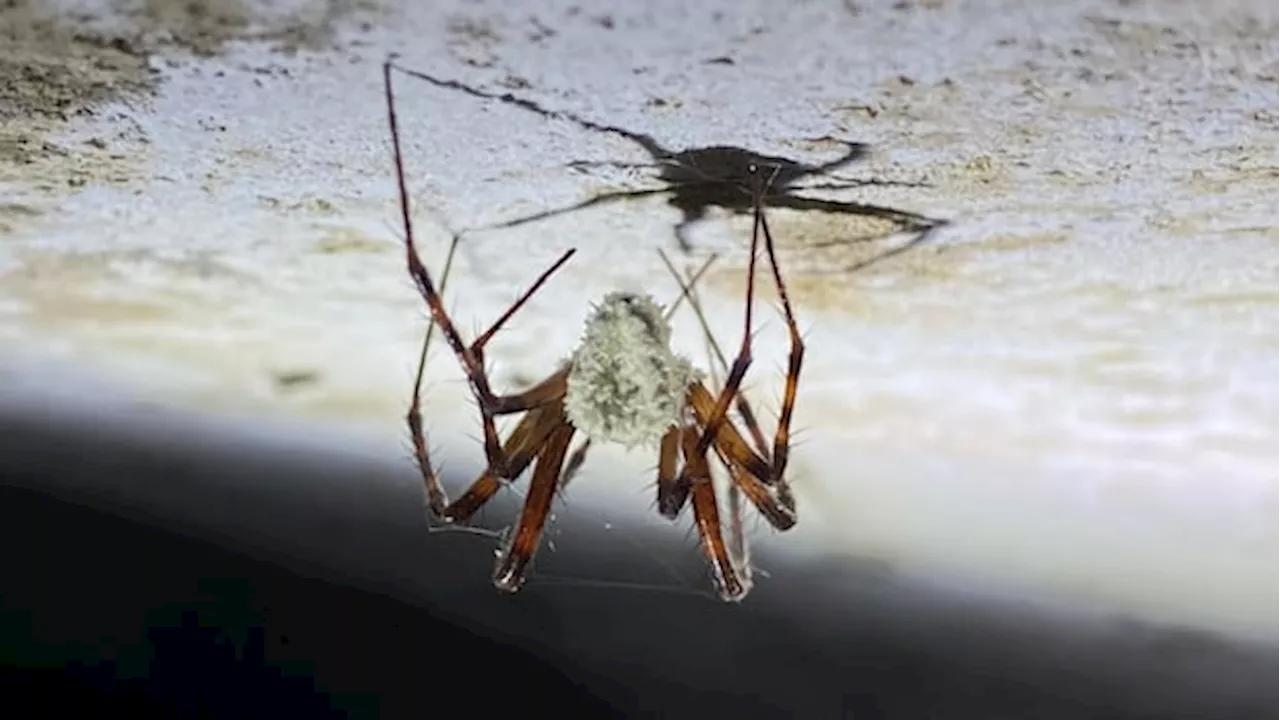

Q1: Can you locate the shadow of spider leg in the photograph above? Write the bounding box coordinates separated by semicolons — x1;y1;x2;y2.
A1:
799;177;933;192
766;192;949;250
463;186;672;237
836;220;952;276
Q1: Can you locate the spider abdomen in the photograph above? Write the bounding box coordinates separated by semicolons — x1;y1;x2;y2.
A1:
564;292;697;449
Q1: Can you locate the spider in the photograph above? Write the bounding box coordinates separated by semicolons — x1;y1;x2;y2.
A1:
385;59;804;601
390;64;945;254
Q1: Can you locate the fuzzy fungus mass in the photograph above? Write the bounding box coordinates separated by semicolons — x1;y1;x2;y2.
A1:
564;292;697;449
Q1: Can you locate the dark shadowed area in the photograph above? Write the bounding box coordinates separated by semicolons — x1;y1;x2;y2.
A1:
0;392;1274;719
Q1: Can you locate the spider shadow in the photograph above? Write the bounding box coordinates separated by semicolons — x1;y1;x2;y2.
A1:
388;63;946;255
824;212;950;276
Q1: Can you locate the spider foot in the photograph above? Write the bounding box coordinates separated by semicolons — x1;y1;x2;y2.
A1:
712;570;752;603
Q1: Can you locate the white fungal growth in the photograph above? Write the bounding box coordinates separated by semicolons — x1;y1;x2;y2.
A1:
564;292;698;449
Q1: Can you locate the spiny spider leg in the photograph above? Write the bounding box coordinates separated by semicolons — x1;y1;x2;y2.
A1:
691;167;771;459
723;460;752;587
655;427;685;516
408;233;459;515
652;167;794;600
386;59;577;481
681;165;808;489
659;248;771;459
438;402;564;523
754;192;805;489
493;414;577;592
406;242;579;521
470;252;576;354
685;382;797;530
679;424;748;600
669;165;802;531
658;248;781;591
676;255;754;584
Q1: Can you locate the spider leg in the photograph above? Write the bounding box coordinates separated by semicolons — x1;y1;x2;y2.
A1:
433;402;565;524
671;254;754;579
756;190;805;489
493;415;576;593
676;173;800;531
659;248;771;458
691;167;770;458
399;186;564;528
689;381;796;530
680;425;751;602
386;58;576;479
655;426;688;518
661;252;719;321
558;437;593;492
407;232;462;515
723;459;752;588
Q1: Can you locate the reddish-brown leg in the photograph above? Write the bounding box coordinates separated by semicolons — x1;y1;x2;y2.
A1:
655;426;687;518
674;164;803;531
655;249;762;456
685;382;795;529
755;204;805;487
687;165;799;470
690;174;764;459
493;417;577;592
657;252;764;582
410;350;570;524
436;402;562;524
722;462;752;589
557;438;592;493
406;234;461;518
660;247;772;459
385;58;575;484
680;426;750;601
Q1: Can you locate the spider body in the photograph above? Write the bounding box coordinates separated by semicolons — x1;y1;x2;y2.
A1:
564;291;698;449
386;59;804;601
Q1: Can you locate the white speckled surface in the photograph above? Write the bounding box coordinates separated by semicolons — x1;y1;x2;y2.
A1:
1;0;1276;640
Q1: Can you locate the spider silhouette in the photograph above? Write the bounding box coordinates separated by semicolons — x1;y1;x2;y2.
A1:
386;59;805;600
390;63;945;253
